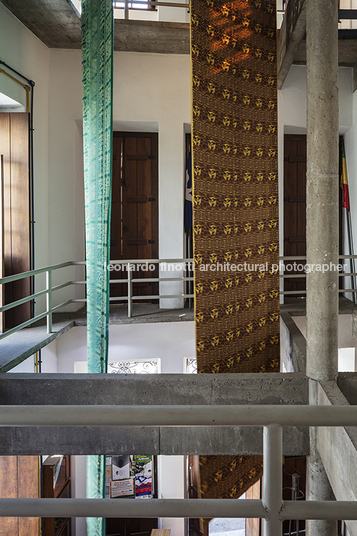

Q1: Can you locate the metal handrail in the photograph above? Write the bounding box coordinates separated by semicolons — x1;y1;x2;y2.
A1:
0;407;356;527
0;262;78;340
0;258;194;338
1;255;357;339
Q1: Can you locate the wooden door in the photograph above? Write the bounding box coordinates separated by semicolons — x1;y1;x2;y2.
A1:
0;456;39;535
43;455;71;536
245;479;261;536
111;133;158;300
284;135;307;295
0;113;31;328
188;455;206;536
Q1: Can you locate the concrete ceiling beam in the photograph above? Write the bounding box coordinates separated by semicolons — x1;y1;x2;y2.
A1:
0;372;308;405
0;424;309;456
278;0;306;89
0;0;190;53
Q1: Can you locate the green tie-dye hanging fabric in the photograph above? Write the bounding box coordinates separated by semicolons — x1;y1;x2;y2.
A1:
81;0;113;534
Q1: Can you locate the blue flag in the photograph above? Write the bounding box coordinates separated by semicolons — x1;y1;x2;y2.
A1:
184;153;192;233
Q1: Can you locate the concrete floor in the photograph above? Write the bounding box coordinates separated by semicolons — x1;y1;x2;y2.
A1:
69;303;195;325
209;517;245;535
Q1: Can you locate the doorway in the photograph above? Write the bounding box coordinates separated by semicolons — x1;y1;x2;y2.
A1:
284;134;344;298
0;112;31;329
111;132;158;300
283;135;307;296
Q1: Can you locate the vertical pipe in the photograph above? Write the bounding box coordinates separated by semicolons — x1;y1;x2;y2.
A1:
0;155;4;333
346;212;356;303
262;424;283;536
306;1;339;535
30;81;35;319
124;0;129;20
128;263;132;318
187;228;192;309
46;270;52;333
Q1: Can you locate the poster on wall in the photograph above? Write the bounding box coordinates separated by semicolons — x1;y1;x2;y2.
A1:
108;455;154;498
134;455;153;499
110;478;135;498
112;455;131;481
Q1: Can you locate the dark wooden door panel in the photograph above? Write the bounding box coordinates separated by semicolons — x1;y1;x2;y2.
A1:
111;133;158;300
106;518;158;536
0;113;31;329
284;135;307;294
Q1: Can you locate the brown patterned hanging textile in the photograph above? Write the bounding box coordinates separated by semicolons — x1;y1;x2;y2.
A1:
190;0;280;510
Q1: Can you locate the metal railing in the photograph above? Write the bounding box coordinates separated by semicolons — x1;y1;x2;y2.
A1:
1;254;357;340
0;258;194;340
0;403;356;534
279;254;357;300
0;261;81;340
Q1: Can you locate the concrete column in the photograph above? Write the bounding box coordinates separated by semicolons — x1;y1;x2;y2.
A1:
306;1;339;535
306;427;337;536
306;0;339;383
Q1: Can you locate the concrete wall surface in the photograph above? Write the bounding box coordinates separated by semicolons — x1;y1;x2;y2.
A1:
292;315;357;372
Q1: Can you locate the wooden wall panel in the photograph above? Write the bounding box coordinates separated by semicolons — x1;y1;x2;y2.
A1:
0;456;19;535
245;479;261;536
0;112;31;328
18;456;39;536
0;456;39;536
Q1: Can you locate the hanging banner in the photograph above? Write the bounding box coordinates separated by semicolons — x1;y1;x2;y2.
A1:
191;0;279;508
81;0;113;534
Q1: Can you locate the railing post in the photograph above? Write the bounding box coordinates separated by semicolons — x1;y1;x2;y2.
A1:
127;263;132;318
262;424;283;536
46;269;52;333
124;0;129;20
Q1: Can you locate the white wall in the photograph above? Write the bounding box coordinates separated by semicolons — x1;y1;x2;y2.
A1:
0;4;50;312
57;321;195;371
1;4;192;312
158;455;186;536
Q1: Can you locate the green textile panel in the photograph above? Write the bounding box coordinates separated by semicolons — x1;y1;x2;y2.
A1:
81;0;113;534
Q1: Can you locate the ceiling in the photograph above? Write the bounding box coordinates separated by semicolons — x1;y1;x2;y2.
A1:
0;0;190;54
2;0;357;71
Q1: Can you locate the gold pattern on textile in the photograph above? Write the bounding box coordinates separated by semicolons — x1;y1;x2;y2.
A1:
191;0;279;511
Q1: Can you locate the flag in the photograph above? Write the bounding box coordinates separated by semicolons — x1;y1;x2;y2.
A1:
184;153;192;232
341;140;350;211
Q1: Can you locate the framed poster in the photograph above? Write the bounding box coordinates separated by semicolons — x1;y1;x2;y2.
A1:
112;455;131;481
